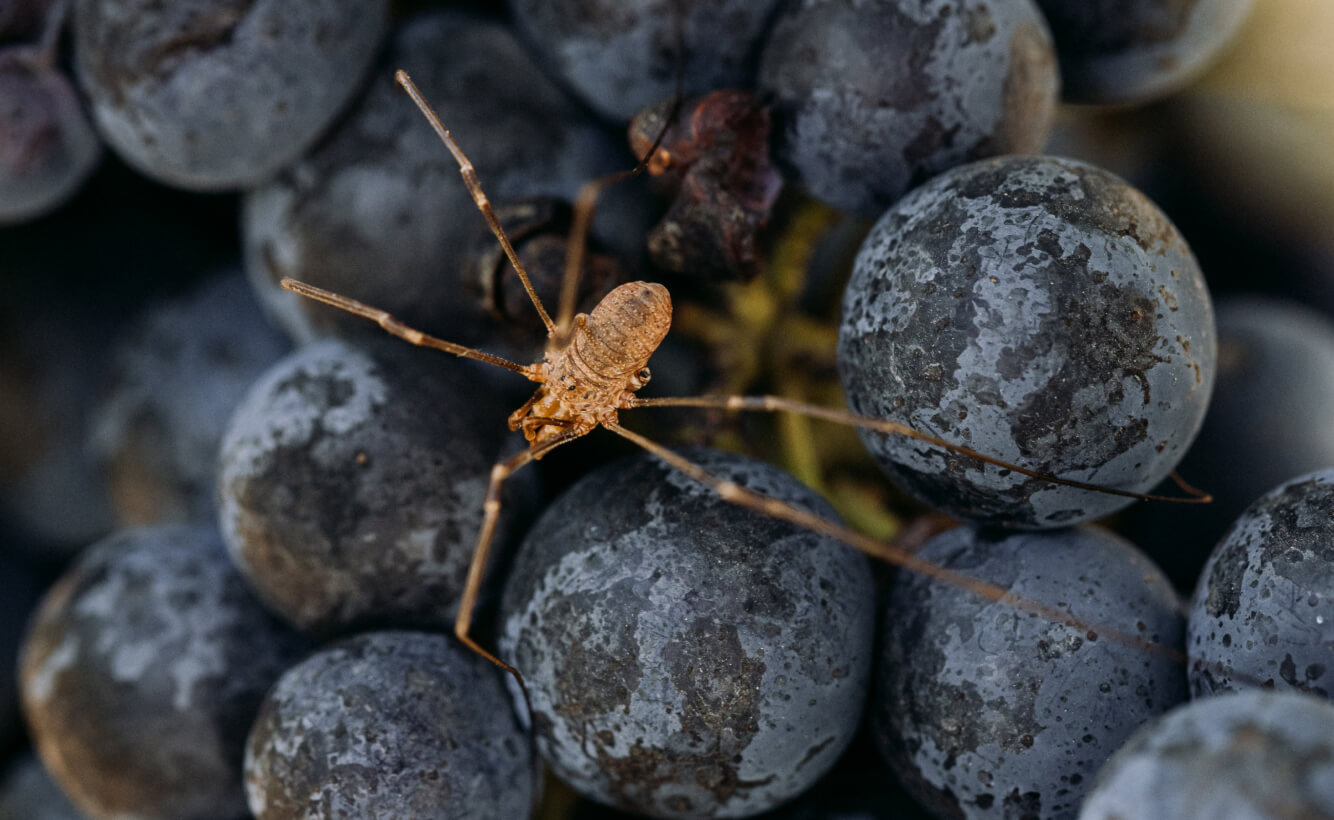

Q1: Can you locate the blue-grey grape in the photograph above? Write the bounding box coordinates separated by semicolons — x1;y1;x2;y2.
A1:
838;155;1215;527
74;0;387;190
244;630;536;819
758;0;1058;218
1035;0;1255;104
500;448;876;819
874;525;1186;819
1079;690;1334;819
1188;468;1334;698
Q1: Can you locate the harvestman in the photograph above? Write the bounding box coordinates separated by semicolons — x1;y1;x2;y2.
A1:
282;70;1210;697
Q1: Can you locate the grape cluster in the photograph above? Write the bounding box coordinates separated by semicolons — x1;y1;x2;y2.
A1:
2;1;1330;819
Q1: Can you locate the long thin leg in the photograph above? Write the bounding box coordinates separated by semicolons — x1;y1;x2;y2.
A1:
554;99;683;345
456;430;585;708
629;394;1211;504
603;421;1186;666
281;279;541;380
395;70;558;337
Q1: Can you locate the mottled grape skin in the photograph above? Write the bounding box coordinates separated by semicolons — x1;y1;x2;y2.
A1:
508;0;782;122
500;449;876;819
1036;0;1255;105
243;10;637;353
89;270;290;527
1129;297;1334;588
1079;690;1334;820
1187;468;1334;698
18;524;309;820
73;0;387;190
838;155;1215;528
874;526;1186;820
758;0;1058;219
244;631;536;820
0;54;100;225
218;338;538;635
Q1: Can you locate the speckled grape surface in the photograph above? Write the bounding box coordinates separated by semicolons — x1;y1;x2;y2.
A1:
508;0;782;122
838;155;1216;527
89;271;289;527
18;524;308;820
1036;0;1255;104
243;10;633;351
500;449;876;819
874;525;1186;820
244;630;536;820
73;0;387;189
1188;468;1334;697
1079;690;1334;820
218;338;537;635
758;0;1058;219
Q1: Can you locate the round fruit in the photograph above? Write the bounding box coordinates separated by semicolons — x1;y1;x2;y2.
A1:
838;154;1215;527
1080;690;1334;819
244;631;536;819
758;0;1058;218
1188;467;1334;698
874;525;1185;819
500;448;876;819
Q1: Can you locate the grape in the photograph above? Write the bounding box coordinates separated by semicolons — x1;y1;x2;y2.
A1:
1035;0;1255;105
88;270;290;527
0;755;84;820
217;338;538;635
1187;468;1334;698
874;525;1185;820
18;524;309;820
244;630;536;819
499;448;876;819
0;54;100;225
838;155;1215;527
758;0;1058;219
1079;690;1334;819
243;10;637;355
73;0;388;190
508;0;783;122
1128;297;1334;588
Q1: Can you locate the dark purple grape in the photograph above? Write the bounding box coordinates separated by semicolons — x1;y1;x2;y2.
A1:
500;448;876;818
1187;468;1334;698
18;524;309;820
217;338;538;635
244;630;536;819
508;0;783;122
73;0;388;190
758;0;1058;219
1079;690;1334;819
1128;296;1334;588
874;525;1185;820
0;53;100;225
89;270;290;527
1035;0;1255;105
0;754;84;820
838;155;1215;527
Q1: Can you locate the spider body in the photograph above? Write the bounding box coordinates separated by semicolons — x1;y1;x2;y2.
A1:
514;281;671;445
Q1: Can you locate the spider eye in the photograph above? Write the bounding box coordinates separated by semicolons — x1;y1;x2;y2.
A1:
637;368;651;383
